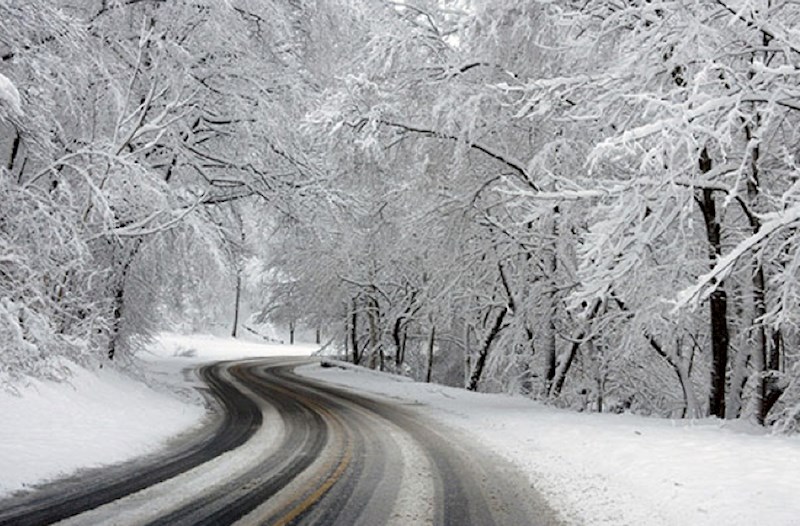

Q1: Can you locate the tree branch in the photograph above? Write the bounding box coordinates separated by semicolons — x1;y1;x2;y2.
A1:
376;119;540;191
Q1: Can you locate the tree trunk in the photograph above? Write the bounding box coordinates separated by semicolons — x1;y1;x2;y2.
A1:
231;272;241;338
367;294;381;370
771;329;783;373
542;206;559;395
467;307;507;391
7;128;20;171
763;329;786;419
697;149;730;419
289;321;295;345
393;317;405;367
707;265;729;418
751;264;768;423
740;121;769;423
681;337;701;418
468;263;514;391
343;309;350;359
679;362;700;419
550;299;603;398
107;239;142;360
550;336;580;399
542;316;557;397
463;323;472;387
647;335;700;418
742;120;787;424
350;298;361;365
108;281;126;360
401;330;407;367
231;208;246;338
426;324;436;383
520;326;536;395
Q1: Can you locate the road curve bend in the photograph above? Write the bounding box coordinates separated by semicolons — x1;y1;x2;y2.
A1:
0;358;560;526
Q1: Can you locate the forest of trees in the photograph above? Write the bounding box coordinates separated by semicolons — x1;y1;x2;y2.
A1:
2;0;799;432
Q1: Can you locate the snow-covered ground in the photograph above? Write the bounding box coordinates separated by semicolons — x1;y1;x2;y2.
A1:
0;359;202;497
0;333;316;498
3;333;799;526
298;360;800;526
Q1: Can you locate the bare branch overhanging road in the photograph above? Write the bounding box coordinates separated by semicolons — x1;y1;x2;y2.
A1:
0;358;561;526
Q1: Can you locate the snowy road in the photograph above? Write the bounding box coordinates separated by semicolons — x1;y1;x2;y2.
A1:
0;358;559;526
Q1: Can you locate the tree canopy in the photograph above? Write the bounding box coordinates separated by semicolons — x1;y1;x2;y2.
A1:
2;0;800;431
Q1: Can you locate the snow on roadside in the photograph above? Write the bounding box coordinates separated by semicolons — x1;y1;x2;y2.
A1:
147;332;317;364
0;333;316;498
298;361;800;526
0;361;203;497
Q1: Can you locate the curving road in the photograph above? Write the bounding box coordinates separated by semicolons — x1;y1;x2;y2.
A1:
0;358;560;526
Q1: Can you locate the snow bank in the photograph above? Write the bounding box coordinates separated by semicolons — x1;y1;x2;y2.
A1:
0;362;203;496
299;361;800;526
0;333;317;498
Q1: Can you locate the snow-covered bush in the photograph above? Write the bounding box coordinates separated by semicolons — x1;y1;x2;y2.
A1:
0;175;97;384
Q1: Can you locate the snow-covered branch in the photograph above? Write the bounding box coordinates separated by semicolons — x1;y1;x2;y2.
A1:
0;72;23;116
673;203;800;311
376;119;540;191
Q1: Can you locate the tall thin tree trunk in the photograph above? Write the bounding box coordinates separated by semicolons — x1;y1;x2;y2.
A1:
108;239;142;360
463;323;472;387
741;120;768;423
586;339;604;413
350;298;361;365
551;299;603;398
764;329;785;417
401;331;407;365
426;325;436;383
343;314;350;358
231;222;245;338
542;206;559;395
367;295;381;370
743;120;785;424
550;337;580;399
393;317;406;367
648;335;699;418
7;129;20;171
751;264;768;422
231;272;241;338
108;282;126;360
771;329;782;373
697;148;730;419
681;336;701;418
542;317;557;396
467;307;507;391
520;326;535;396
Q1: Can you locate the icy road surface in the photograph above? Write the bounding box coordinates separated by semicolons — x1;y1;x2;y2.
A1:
0;358;558;525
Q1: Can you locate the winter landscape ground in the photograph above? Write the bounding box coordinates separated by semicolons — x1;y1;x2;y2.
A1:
1;334;798;525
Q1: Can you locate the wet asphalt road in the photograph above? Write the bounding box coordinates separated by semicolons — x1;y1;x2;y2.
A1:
0;358;561;525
